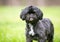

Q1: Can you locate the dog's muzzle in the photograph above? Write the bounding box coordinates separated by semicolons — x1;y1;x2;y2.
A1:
29;18;33;21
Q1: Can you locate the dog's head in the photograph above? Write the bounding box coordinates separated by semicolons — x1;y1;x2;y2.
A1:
20;6;43;22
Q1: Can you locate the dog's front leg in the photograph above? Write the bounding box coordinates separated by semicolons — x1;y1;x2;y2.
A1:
38;39;46;42
26;37;32;42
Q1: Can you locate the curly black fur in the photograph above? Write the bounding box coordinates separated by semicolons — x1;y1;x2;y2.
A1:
20;6;54;42
20;6;43;20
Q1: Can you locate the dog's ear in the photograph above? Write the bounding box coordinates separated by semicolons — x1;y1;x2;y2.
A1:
37;9;43;20
34;8;43;20
32;6;43;20
20;8;28;20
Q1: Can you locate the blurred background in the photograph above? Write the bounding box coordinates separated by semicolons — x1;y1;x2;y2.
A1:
0;0;60;42
0;0;60;6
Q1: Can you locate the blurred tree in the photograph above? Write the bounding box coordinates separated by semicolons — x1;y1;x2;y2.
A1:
26;0;37;6
0;0;60;6
0;0;7;5
45;0;60;6
2;0;7;5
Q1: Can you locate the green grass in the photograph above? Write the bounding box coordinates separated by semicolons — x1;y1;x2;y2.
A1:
0;6;60;42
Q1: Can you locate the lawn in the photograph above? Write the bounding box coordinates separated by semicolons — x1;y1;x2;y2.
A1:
0;6;60;42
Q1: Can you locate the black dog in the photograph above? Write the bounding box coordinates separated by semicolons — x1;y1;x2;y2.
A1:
20;6;54;42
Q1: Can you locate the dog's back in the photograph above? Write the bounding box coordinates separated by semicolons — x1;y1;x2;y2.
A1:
39;18;54;34
38;18;54;41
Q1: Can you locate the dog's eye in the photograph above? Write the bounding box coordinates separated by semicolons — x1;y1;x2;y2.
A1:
33;14;37;17
34;14;36;17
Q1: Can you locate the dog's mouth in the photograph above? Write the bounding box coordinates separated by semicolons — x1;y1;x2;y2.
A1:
29;18;34;21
